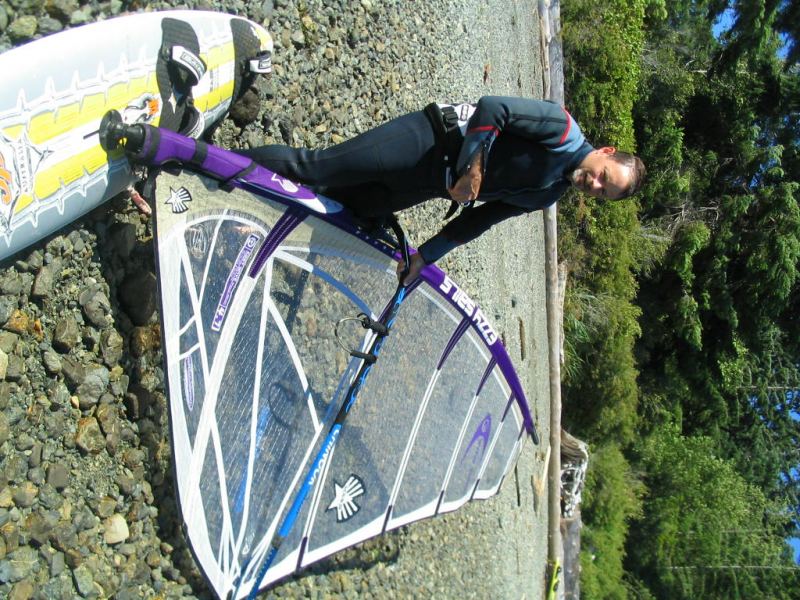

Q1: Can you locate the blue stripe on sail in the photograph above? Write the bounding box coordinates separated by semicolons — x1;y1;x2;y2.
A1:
233;405;272;514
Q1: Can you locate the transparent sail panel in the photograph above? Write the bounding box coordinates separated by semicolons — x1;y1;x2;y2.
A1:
441;361;510;509
389;319;489;524
156;170;531;598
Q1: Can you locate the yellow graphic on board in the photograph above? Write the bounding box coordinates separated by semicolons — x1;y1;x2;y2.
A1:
0;30;250;241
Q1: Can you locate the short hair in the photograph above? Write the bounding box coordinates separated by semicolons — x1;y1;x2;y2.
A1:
609;151;646;198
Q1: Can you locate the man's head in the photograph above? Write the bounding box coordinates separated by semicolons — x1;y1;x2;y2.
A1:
570;147;646;200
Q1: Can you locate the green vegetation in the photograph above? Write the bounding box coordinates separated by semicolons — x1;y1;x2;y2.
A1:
560;0;800;597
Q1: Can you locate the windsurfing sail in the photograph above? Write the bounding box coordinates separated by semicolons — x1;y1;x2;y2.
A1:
108;122;539;598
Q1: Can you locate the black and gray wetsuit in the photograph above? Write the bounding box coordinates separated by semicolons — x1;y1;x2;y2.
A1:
237;96;593;264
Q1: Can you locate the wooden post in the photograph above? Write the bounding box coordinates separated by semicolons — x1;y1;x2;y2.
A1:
539;0;566;595
544;204;563;580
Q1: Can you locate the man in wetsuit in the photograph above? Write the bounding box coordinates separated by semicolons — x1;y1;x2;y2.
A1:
236;96;646;283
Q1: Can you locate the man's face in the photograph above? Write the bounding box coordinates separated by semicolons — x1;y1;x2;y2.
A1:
570;147;633;200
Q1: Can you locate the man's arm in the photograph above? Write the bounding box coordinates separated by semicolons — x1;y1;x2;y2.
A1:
397;201;529;283
418;201;531;264
448;151;483;203
455;96;585;178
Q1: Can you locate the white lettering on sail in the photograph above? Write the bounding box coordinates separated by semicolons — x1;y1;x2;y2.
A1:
439;276;498;346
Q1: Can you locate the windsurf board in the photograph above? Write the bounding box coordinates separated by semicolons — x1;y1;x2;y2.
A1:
0;10;272;261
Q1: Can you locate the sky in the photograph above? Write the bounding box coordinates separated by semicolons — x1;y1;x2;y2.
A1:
711;7;736;38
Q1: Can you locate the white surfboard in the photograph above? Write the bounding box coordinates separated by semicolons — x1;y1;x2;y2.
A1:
0;10;272;260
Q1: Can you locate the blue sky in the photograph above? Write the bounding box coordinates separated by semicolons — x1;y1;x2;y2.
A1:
711;7;736;38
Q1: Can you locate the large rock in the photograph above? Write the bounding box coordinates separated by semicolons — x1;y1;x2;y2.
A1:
118;271;158;326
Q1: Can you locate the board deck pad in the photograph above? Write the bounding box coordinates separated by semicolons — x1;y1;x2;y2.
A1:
0;10;272;260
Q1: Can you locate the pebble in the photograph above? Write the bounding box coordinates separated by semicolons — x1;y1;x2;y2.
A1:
46;464;70;490
102;514;129;544
31;262;58;298
25;510;57;545
0;413;8;444
75;365;109;409
37;485;64;511
74;418;105;454
52;315;82;353
0;545;38;583
72;562;99;597
0;297;13;324
4;309;28;335
0;1;550;598
78;287;112;329
45;0;79;22
6;16;37;43
0;349;7;380
8;579;34;600
118;271;157;326
0;331;17;353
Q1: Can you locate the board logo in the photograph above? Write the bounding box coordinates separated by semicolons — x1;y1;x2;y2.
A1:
0;155;13;207
0;130;49;233
122;94;161;125
327;474;365;522
166;187;192;213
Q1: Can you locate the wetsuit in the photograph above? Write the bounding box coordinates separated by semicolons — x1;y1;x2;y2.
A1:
237;96;593;264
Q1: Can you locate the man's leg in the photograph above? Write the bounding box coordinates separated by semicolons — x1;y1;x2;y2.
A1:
236;111;444;198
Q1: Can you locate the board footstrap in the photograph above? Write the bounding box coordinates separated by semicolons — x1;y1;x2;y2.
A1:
169;45;207;86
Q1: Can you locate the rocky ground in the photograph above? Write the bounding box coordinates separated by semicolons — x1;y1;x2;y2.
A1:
0;0;552;598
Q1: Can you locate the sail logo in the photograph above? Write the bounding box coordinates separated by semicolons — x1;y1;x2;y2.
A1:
211;233;260;331
439;276;498;345
166;187;192;213
459;414;492;492
271;172;299;194
463;414;492;461
182;355;195;411
186;225;209;259
327;474;365;523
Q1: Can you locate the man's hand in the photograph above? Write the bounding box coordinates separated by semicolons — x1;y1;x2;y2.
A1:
396;252;425;286
448;152;483;204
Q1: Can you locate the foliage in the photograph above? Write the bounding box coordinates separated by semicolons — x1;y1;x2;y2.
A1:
580;443;644;600
561;0;645;147
561;0;800;598
627;423;799;600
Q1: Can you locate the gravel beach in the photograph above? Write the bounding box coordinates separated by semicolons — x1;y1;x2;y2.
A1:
0;1;552;598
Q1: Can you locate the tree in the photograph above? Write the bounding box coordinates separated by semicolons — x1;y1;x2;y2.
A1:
626;424;800;600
